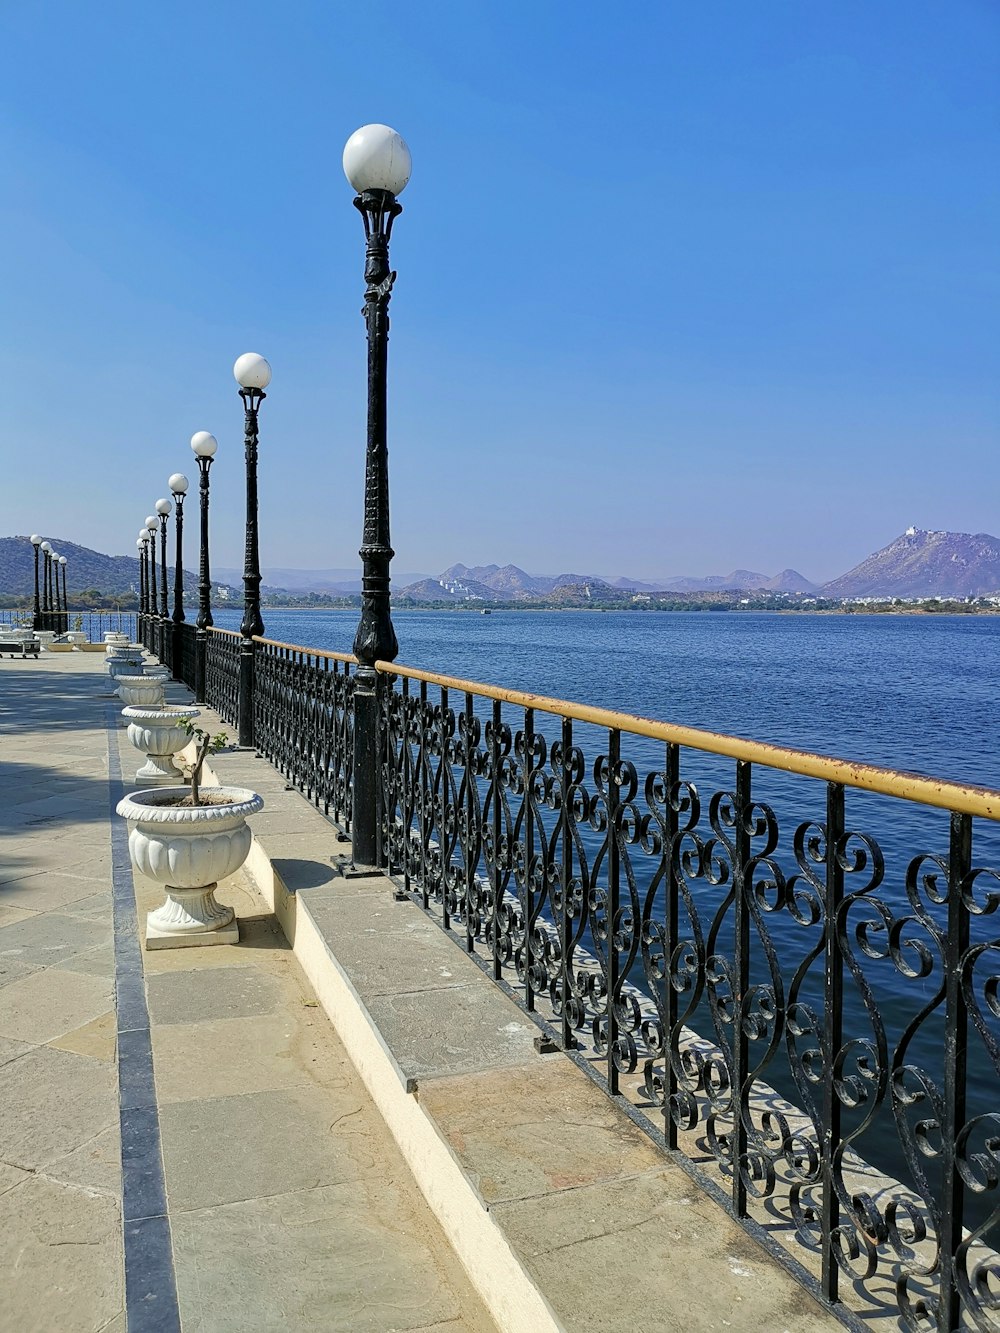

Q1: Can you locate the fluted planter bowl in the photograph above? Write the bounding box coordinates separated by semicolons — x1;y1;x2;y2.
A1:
123;705;200;783
116;786;264;946
117;675;166;708
107;656;146;679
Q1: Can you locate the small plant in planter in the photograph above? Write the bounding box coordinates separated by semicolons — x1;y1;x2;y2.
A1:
116;724;264;950
182;720;230;806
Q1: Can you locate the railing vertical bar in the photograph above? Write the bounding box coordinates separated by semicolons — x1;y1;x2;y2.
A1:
419;680;429;911
607;727;621;1096
400;675;412;893
938;811;972;1332
732;758;752;1217
375;670;385;870
491;698;502;983
440;685;450;932
560;716;574;1051
464;690;476;953
523;706;536;1013
820;780;845;1304
664;740;680;1150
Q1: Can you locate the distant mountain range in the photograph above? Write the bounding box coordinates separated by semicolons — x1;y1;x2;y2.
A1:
2;529;999;602
212;565;433;596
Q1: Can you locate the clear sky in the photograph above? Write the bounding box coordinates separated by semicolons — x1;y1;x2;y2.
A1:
1;1;997;584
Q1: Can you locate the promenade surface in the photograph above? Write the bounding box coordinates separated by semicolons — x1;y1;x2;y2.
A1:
0;653;494;1333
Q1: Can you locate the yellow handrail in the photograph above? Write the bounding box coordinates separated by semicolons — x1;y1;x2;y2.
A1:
254;635;356;664
206;626;241;638
376;659;1000;821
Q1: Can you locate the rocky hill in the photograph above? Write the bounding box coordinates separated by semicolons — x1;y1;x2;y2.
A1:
820;529;1000;598
0;535;142;597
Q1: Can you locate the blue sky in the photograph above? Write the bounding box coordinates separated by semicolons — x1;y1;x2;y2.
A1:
1;1;997;584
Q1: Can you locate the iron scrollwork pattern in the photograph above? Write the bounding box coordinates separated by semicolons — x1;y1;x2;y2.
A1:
253;639;355;829
174;622;198;693
204;627;240;728
375;666;1000;1330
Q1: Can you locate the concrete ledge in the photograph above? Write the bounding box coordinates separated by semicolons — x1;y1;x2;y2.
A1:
199;738;841;1333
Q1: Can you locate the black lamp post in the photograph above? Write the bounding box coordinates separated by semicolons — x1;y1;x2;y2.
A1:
156;498;171;666
169;472;189;678
136;536;147;631
52;554;63;631
40;541;53;631
30;534;42;630
50;550;60;629
190;432;218;704
56;555;67;632
233;353;271;748
145;515;159;654
343;122;411;868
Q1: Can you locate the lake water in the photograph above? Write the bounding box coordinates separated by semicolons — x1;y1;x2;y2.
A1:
214;606;999;787
214;606;1000;1210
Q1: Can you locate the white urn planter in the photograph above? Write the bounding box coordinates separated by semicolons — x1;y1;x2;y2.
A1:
123;705;200;783
116;786;264;948
117;675;166;708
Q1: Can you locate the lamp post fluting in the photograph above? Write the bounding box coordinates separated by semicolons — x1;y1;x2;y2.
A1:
137;538;147;623
30;535;42;629
233;354;271;748
343;123;411;868
145;516;159;655
138;528;151;644
169;473;188;680
156;499;171;666
191;432;218;704
40;541;52;630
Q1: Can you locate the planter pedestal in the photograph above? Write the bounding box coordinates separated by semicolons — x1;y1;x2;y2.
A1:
123;706;200;783
146;884;239;949
116;785;263;950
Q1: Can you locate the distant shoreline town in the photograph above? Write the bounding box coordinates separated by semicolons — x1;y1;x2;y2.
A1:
2;527;1000;613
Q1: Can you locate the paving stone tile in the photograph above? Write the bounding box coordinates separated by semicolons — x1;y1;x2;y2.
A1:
419;1057;668;1204
49;1009;116;1062
0;909;110;969
57;891;113;919
159;1084;375;1211
303;892;483;996
146;965;285;1026
0;967;114;1044
0;1174;123;1333
151;1012;354;1104
364;984;538;1082
0;1160;30;1197
0;1045;117;1171
0;869;105;915
0;1034;33;1069
0;903;37;929
52;942;116;979
44;1124;122;1198
491;1168;836;1332
0;956;38;991
171;1178;493;1333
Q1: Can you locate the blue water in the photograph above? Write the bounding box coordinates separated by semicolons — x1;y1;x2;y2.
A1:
217;607;1000;1214
218;606;999;787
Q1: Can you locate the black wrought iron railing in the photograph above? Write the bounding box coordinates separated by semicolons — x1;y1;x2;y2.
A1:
204;626;240;728
252;637;355;829
373;660;1000;1333
174;622;198;693
0;609;137;642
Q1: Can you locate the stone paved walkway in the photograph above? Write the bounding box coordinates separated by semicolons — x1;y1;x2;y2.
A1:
0;653;495;1333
